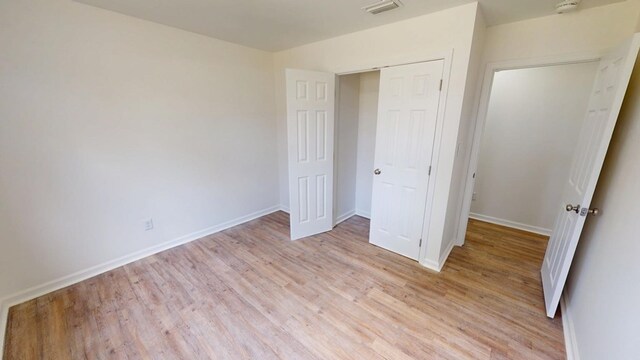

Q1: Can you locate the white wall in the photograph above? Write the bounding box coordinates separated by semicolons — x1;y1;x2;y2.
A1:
335;74;360;221
442;5;486;259
354;71;380;218
563;57;640;360
0;0;277;309
471;62;598;233
274;2;481;268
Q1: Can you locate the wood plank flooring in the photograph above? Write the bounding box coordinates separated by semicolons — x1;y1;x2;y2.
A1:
3;213;565;359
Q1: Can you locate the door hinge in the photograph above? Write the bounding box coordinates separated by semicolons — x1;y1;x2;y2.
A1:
439;79;443;91
419;238;423;247
428;166;432;176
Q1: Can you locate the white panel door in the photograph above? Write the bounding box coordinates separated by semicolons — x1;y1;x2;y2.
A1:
369;60;444;260
542;35;640;318
286;69;335;240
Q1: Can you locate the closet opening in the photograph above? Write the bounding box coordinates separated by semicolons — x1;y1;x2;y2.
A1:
333;70;380;225
286;58;448;263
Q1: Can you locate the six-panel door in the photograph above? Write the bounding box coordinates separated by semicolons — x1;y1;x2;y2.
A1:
541;35;640;318
369;60;444;260
286;69;336;240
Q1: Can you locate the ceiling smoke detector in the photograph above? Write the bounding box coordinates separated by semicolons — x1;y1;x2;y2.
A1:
556;0;581;14
362;0;403;15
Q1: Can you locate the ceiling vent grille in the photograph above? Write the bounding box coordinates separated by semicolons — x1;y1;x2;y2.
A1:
362;0;403;15
556;0;580;13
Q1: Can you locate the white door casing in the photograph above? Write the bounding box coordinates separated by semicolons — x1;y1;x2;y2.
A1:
541;35;640;318
286;69;336;240
369;60;444;260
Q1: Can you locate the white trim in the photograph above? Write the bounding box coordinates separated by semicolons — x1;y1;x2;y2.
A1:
286;49;453;268
335;210;356;226
455;50;605;247
0;205;282;356
414;51;453;267
421;257;441;272
420;239;455;272
469;213;552;236
355;209;371;219
333;49;454;76
439;240;455;266
279;204;290;214
561;292;580;360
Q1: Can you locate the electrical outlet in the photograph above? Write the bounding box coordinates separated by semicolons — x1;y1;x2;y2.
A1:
143;218;154;231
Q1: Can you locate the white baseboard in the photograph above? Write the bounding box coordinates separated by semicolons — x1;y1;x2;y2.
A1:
0;204;282;357
421;239;456;272
469;213;552;236
354;209;371;219
561;292;580;360
335;210;356;225
279;204;290;214
420;257;441;272
439;240;455;266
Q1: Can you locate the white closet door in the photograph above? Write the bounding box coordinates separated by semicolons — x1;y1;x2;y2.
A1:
369;60;444;260
541;34;640;318
286;69;336;240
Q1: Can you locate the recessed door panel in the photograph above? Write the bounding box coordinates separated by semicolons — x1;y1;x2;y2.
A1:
541;35;640;317
369;60;444;260
286;69;335;240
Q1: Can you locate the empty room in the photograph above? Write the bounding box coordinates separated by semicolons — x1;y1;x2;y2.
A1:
2;0;640;359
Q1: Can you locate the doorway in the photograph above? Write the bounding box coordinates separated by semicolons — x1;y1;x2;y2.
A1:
286;58;447;261
333;60;445;260
334;71;380;224
457;34;640;318
469;62;599;236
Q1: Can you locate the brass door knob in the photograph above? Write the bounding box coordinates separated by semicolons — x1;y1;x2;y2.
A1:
566;204;580;213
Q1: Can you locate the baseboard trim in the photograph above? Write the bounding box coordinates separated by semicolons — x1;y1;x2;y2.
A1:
0;204;282;357
439;240;455;267
469;213;552;236
420;258;440;272
354;209;371;219
335;210;356;225
421;238;456;272
561;292;580;360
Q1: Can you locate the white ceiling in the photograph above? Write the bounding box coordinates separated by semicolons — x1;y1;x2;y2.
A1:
74;0;625;51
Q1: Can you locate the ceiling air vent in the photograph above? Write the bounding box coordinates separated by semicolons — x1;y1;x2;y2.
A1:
362;0;403;15
556;0;580;14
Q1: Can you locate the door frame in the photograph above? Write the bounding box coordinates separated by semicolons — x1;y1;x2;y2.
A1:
332;49;453;267
454;51;605;247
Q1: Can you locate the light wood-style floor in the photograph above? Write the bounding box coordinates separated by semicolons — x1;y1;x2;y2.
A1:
4;212;565;359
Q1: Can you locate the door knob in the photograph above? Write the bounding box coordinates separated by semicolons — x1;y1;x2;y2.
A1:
587;208;599;216
374;168;381;175
565;204;580;213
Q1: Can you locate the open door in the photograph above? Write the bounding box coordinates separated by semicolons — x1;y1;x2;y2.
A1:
286;69;336;240
542;34;640;318
369;60;444;260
